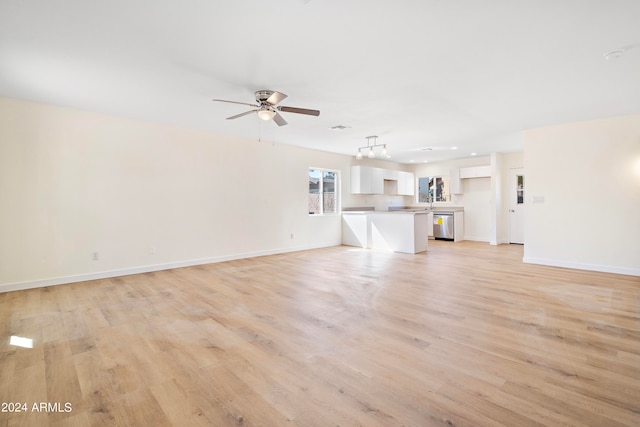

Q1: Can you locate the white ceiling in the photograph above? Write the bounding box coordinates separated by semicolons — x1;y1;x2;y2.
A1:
1;0;639;163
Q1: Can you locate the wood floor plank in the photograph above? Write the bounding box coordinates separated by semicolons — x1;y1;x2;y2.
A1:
1;241;639;426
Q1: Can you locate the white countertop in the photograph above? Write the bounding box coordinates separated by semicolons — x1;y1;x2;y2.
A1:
343;206;463;214
431;206;464;212
342;210;429;215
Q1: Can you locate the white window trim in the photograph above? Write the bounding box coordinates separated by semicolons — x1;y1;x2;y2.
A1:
309;167;341;216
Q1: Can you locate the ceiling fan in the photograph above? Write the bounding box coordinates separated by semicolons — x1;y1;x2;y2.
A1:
212;90;320;126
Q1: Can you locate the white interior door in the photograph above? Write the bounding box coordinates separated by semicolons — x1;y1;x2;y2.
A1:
509;168;525;244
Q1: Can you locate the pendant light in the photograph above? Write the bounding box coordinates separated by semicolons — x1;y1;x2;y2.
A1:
355;136;389;159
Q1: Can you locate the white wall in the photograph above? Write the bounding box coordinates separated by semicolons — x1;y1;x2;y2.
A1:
0;97;358;291
523;114;640;276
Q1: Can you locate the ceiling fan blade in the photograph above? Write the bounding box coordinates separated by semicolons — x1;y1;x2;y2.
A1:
266;91;288;105
273;112;288;126
279;106;320;116
213;99;258;108
227;110;256;120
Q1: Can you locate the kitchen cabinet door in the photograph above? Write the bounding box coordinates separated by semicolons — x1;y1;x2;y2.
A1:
397;171;415;196
459;166;491;179
382;169;398;180
475;165;491;177
459;167;476;179
454;211;464;242
351;166;384;194
370;167;384;194
450;168;463;194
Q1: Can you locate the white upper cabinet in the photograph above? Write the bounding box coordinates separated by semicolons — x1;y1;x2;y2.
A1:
382;169;398;180
397;171;415;196
450;168;463;194
459;165;491;179
351;166;414;195
475;165;491;177
459;167;474;179
370;167;384;194
351;166;384;194
450;166;490;194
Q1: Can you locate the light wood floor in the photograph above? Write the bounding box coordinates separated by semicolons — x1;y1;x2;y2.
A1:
1;241;639;426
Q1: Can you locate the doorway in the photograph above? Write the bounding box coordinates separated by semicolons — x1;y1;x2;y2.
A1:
509;167;525;244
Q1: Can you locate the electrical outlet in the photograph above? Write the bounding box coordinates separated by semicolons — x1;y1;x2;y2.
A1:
92;251;99;261
290;233;294;240
150;246;157;254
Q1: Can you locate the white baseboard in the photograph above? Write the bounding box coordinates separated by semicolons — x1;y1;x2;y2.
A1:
464;236;489;243
0;242;339;294
523;256;640;277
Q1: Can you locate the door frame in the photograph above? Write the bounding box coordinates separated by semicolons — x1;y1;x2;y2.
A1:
508;167;525;244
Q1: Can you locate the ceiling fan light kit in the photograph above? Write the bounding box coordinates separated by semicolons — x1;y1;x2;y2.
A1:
213;90;320;127
257;106;276;121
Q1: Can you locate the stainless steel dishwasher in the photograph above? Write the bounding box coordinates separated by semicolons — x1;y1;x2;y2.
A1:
433;212;454;240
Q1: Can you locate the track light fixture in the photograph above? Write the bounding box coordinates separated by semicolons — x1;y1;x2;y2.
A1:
355;135;388;159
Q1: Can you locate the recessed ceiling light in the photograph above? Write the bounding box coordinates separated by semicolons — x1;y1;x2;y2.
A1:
420;147;433;151
451;146;458;150
409;160;415;163
470;152;477;156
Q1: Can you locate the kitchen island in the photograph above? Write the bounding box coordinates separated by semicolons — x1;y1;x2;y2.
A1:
342;211;429;254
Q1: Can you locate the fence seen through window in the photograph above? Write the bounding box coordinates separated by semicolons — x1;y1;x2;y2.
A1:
309;168;338;215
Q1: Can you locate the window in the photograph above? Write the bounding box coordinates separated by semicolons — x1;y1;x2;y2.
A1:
516;174;524;204
418;176;450;202
309;168;339;215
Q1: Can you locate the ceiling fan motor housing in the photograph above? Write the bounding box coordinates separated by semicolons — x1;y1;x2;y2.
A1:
255;90;274;103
